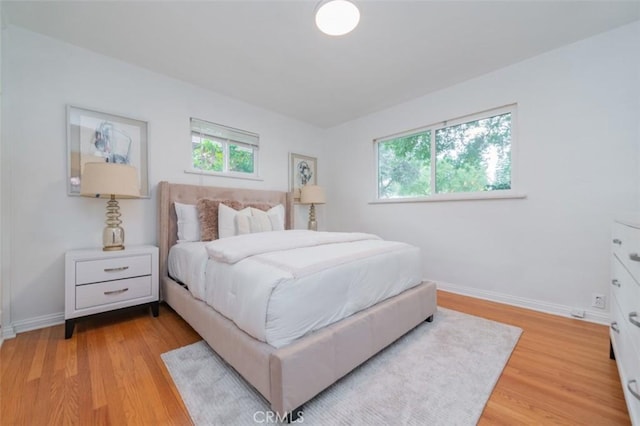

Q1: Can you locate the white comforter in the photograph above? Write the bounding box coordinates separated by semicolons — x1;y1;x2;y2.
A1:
167;241;209;300
203;230;422;348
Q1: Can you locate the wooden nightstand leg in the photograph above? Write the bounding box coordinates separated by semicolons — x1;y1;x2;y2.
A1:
151;301;159;317
65;319;75;339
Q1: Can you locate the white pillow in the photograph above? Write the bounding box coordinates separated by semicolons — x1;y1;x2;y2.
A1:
253;204;285;231
174;202;200;242
236;215;273;235
235;215;251;235
249;208;273;229
269;213;284;231
235;205;285;236
218;203;252;238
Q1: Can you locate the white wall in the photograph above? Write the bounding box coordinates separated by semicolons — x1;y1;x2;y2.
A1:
3;21;639;335
1;26;325;334
325;22;640;321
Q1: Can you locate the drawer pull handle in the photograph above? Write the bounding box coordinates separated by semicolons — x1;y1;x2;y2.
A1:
611;279;621;287
629;312;640;328
104;266;129;273
628;380;640;401
613;238;622;245
104;288;129;296
611;322;620;333
629;253;640;262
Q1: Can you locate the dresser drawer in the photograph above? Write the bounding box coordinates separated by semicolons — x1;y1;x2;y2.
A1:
612;220;640;424
612;256;640;345
76;276;152;310
76;254;151;285
613;222;640;284
611;297;640;425
612;222;626;262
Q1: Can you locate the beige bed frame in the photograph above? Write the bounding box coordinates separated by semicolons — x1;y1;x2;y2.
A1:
157;181;437;418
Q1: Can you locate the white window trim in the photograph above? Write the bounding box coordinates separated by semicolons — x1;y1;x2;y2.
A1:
373;104;523;203
369;190;526;204
184;168;264;181
188;118;260;180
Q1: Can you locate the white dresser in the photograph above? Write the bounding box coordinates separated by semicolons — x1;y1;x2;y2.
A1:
65;245;159;338
611;219;640;424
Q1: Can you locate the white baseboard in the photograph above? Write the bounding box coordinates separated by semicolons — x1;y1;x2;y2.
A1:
433;279;610;325
3;312;64;339
0;282;612;339
1;322;15;340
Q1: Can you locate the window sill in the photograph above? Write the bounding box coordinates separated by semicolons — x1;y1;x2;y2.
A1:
370;191;527;204
184;169;263;182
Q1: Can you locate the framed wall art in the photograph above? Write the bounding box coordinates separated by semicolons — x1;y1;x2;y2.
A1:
289;152;317;200
67;105;149;197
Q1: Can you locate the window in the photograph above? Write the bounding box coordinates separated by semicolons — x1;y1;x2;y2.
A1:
375;105;515;201
190;118;259;177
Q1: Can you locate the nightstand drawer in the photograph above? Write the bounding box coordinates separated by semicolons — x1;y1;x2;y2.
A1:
76;254;151;285
76;276;152;310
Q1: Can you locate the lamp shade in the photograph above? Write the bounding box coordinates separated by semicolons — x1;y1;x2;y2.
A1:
80;162;140;198
300;185;326;204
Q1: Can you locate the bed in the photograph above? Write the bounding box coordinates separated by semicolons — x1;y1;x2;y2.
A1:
158;181;437;419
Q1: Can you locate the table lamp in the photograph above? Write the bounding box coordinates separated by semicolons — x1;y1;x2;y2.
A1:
80;162;140;251
300;185;326;231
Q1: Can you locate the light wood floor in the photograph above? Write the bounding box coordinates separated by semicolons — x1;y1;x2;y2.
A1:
437;291;630;425
0;291;631;425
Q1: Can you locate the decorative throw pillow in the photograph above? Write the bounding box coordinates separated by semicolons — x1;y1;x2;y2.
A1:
235;215;273;235
218;203;252;238
266;204;285;231
243;209;273;233
234;204;286;236
248;204;285;231
268;213;284;231
174;202;200;242
196;199;242;241
235;214;252;235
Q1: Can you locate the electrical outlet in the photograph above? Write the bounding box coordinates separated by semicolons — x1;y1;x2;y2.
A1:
592;293;606;309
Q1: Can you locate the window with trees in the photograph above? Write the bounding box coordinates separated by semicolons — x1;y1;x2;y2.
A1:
376;105;515;200
190;118;259;177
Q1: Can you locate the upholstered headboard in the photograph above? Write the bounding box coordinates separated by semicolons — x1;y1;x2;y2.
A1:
157;181;294;281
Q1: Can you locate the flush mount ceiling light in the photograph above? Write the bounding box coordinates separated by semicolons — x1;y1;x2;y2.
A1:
315;0;360;36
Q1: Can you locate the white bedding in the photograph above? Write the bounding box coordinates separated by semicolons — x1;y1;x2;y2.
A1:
170;231;423;348
204;230;422;348
168;242;209;300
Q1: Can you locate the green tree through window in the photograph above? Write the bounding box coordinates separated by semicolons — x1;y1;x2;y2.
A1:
229;144;254;173
190;118;258;177
376;106;514;199
192;138;223;172
435;113;511;193
378;132;431;198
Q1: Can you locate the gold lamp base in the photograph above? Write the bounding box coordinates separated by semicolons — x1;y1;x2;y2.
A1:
307;203;318;231
103;195;125;251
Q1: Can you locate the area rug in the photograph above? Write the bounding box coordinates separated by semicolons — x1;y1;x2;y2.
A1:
161;308;522;425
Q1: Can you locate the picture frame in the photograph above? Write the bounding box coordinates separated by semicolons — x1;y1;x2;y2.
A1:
67;105;149;197
289;152;317;201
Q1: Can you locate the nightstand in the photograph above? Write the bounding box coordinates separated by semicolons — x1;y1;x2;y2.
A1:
64;245;159;338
